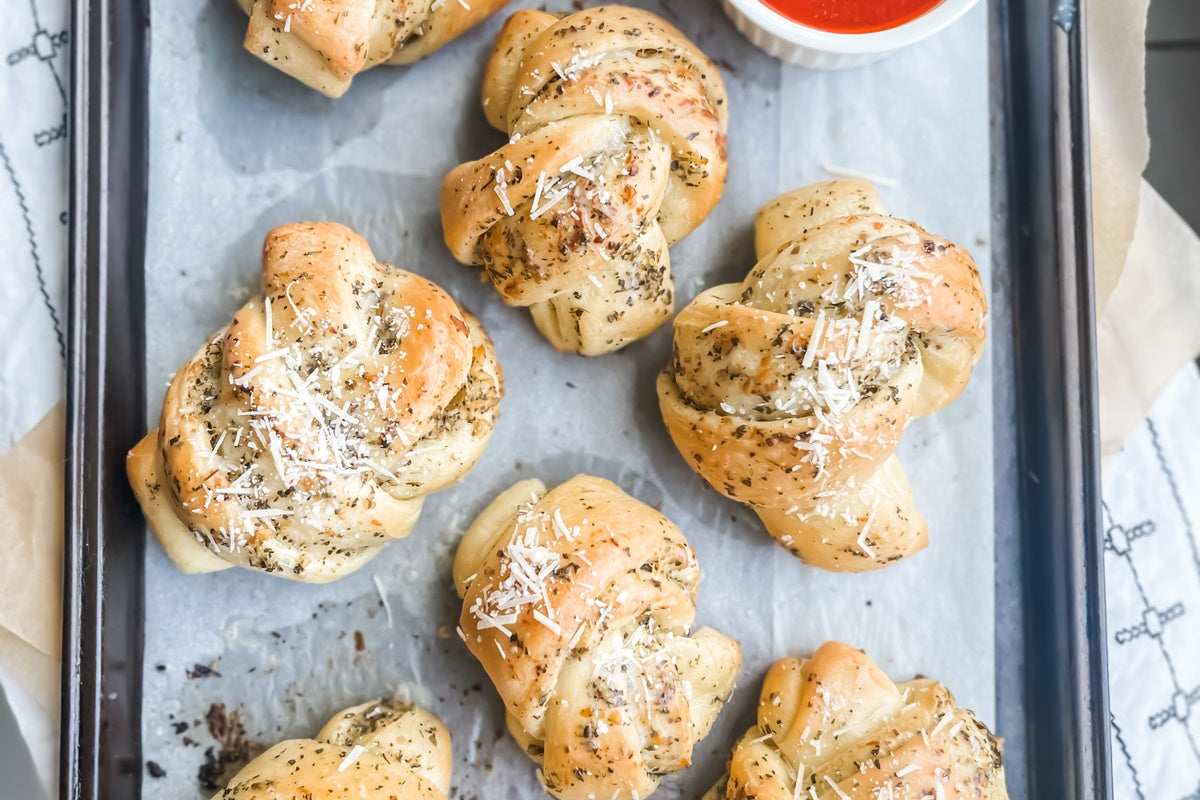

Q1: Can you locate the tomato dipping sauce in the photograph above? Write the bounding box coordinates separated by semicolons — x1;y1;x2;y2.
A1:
760;0;946;34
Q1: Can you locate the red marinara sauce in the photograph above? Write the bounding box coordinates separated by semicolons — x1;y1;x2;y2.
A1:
760;0;945;33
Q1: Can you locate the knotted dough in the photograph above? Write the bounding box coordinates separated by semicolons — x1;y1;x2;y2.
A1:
706;642;1008;800
441;6;728;354
238;0;512;97
128;222;502;582
658;180;986;571
454;474;741;799
212;699;452;799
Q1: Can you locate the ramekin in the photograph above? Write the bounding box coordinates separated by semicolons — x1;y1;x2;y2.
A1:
721;0;982;69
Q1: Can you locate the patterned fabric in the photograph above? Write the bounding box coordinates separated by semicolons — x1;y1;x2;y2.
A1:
0;0;70;792
1103;363;1200;799
0;0;68;452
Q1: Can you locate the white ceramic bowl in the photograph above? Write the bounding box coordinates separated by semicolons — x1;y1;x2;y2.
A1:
721;0;982;69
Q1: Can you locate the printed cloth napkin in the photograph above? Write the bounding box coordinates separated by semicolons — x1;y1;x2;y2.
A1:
0;0;69;792
1103;364;1200;798
0;0;1198;796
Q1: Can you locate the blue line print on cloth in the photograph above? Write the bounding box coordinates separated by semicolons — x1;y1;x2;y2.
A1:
0;135;65;361
1149;686;1200;731
22;0;68;102
1113;601;1187;645
2;0;69;364
1147;418;1200;582
1110;711;1146;800
1103;500;1200;768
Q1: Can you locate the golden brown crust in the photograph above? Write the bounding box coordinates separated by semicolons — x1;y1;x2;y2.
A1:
454;475;741;800
657;180;987;571
710;642;1008;800
211;699;452;799
238;0;512;97
127;222;502;583
441;6;729;355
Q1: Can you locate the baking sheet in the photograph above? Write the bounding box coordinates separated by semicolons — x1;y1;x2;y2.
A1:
141;1;994;796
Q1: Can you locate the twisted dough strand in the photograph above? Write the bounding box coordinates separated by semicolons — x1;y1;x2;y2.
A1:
707;642;1007;800
441;6;728;354
213;699;452;799
238;0;512;97
454;475;741;800
128;222;502;582
658;180;986;571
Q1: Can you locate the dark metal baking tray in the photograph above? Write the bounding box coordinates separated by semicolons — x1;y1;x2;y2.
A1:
60;0;1109;797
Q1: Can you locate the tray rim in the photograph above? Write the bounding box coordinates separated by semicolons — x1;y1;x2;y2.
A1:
60;0;1110;797
61;0;149;795
993;0;1111;796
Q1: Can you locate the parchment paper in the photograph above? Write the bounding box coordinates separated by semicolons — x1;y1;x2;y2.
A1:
1087;0;1149;313
0;404;62;719
141;1;993;796
0;404;62;796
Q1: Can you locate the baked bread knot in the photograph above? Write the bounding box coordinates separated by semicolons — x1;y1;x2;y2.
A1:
212;699;452;799
706;642;1008;800
453;475;741;800
128;222;502;583
236;0;512;97
658;180;986;571
441;6;729;355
